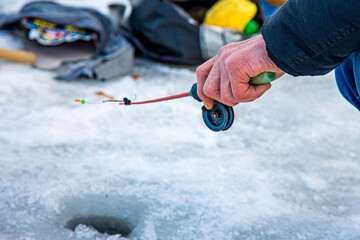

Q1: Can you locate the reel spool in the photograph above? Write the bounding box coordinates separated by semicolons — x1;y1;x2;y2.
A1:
202;101;234;132
190;83;235;132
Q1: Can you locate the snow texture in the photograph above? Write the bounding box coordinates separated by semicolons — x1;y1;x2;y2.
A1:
1;1;360;240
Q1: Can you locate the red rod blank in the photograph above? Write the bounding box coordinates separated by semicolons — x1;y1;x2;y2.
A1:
118;92;190;105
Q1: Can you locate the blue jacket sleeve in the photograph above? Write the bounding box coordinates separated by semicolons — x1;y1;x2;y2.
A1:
261;0;360;76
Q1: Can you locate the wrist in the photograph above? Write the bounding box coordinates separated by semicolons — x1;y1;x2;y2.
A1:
250;34;284;74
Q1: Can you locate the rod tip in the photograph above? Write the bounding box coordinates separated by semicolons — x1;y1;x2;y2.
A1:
75;99;85;104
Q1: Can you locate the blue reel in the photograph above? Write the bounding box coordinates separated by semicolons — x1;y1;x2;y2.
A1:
190;83;234;132
202;102;234;132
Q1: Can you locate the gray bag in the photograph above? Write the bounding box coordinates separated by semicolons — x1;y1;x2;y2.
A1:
0;1;134;81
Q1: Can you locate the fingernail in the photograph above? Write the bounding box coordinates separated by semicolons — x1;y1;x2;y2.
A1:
204;102;211;110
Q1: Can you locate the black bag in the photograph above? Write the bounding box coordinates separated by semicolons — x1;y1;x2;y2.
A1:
121;0;204;65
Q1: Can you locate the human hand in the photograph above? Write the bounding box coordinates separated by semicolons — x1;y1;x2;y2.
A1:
196;34;284;109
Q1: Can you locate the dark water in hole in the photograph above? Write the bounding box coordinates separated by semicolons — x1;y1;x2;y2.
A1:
65;216;133;236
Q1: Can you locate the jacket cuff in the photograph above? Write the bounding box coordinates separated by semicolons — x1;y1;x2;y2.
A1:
261;19;301;76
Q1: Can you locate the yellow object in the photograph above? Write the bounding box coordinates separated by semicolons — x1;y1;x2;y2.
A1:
204;0;258;32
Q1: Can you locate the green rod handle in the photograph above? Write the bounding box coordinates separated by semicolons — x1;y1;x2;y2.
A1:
249;72;276;85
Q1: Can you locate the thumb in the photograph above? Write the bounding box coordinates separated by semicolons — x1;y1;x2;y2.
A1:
203;98;214;110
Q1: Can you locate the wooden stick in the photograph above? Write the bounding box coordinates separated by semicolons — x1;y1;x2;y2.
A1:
0;48;36;64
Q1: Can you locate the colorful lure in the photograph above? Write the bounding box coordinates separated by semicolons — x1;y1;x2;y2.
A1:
21;17;94;46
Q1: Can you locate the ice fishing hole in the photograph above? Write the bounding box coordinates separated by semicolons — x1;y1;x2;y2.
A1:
65;216;133;236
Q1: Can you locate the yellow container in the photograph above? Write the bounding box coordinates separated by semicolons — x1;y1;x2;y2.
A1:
204;0;258;32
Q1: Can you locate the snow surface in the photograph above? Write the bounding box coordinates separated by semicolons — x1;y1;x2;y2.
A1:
1;1;360;240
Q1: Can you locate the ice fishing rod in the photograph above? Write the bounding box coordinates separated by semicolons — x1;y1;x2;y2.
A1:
75;72;275;132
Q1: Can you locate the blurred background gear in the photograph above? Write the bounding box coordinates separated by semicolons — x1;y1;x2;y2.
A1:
0;1;134;81
171;0;285;28
264;0;287;7
261;0;287;17
171;0;217;22
204;0;258;33
109;0;132;27
199;25;250;59
172;0;268;35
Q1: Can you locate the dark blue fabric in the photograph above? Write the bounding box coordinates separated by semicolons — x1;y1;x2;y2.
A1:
335;52;360;110
261;0;360;76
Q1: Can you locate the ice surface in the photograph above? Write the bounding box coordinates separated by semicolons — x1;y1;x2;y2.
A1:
1;1;360;240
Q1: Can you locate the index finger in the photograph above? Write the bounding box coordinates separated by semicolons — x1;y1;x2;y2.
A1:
196;57;216;108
